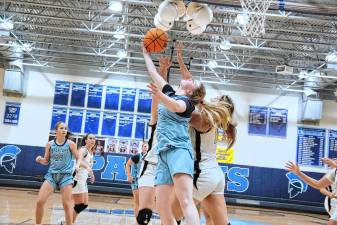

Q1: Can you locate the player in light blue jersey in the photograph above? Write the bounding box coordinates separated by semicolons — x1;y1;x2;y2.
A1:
143;45;205;225
35;122;80;225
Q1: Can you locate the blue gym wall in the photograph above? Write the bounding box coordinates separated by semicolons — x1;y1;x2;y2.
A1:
0;143;325;211
1;67;337;213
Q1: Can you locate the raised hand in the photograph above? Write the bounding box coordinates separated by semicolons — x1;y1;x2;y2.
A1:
322;157;337;168
285;161;301;175
158;56;172;71
147;82;161;99
142;45;150;56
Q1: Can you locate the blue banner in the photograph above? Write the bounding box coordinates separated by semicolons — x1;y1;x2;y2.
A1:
68;108;83;133
268;108;288;137
105;86;120;110
118;114;134;138
3;102;21;125
85;110;100;135
87;84;103;109
137;89;152;114
53;81;70;105
297;127;326;167
70;83;87;107
135;115;150;139
102;112;117;136
0;143;325;208
248;106;268;135
50;107;67;130
121;88;136;112
328;130;337;159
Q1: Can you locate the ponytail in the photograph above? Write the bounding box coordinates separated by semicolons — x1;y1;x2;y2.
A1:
66;131;72;140
199;95;237;149
189;80;206;105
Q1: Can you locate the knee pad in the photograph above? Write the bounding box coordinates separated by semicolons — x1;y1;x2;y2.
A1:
74;203;88;214
136;208;152;225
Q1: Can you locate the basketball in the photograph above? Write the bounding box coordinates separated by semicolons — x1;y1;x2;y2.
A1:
143;28;169;53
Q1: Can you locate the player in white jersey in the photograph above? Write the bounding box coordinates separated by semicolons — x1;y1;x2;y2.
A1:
173;42;235;225
286;158;337;225
72;133;95;223
321;175;337;217
189;95;235;225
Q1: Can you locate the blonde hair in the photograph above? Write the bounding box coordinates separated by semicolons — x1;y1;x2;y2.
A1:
189;80;206;104
199;95;236;149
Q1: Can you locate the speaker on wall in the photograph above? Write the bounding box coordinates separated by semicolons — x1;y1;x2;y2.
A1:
3;69;25;97
300;98;323;121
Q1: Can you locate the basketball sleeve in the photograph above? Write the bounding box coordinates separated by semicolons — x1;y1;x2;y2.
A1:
175;96;195;118
324;169;336;183
162;84;175;96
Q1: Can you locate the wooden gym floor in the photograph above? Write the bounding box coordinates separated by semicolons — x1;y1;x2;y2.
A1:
0;187;327;225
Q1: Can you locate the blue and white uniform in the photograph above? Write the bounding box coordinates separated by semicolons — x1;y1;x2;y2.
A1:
44;139;74;190
324;169;337;220
154;84;195;186
190;128;225;202
73;147;93;194
138;124;157;188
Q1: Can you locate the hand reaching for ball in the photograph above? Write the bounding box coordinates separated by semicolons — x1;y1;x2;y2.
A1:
143;28;169;53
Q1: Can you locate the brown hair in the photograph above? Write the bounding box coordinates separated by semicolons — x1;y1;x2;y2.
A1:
55;121;71;139
199;95;236;149
81;133;96;153
189;80;206;105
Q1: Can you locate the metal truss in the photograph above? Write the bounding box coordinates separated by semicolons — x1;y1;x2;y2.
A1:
1;0;337;99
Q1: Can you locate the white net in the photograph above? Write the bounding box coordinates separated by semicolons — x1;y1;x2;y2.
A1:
240;0;272;37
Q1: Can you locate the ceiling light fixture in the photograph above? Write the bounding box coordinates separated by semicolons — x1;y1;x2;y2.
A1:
236;13;249;26
298;70;308;79
113;28;125;39
117;49;127;58
219;39;231;50
108;1;123;12
326;51;337;63
0;19;14;30
207;60;218;69
22;43;32;52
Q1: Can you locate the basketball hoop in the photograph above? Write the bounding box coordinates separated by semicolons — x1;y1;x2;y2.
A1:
239;0;272;37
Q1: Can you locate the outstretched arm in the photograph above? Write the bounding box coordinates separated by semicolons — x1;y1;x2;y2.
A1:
176;42;192;80
143;47;167;89
150;56;172;124
285;161;331;189
158;56;171;82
